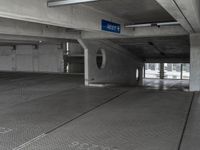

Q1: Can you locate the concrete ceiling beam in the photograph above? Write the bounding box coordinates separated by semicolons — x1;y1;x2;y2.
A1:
155;0;200;33
0;0;133;37
145;58;190;63
0;18;80;40
175;0;200;32
81;25;188;39
0;0;193;39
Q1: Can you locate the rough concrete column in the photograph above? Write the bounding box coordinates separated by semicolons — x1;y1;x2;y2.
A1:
11;48;17;71
78;39;143;86
78;39;89;86
190;33;200;91
180;64;183;80
32;47;39;72
160;63;165;79
138;66;144;86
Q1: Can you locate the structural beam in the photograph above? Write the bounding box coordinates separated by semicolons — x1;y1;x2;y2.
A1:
175;0;200;32
190;33;200;91
0;18;80;40
0;0;191;39
155;0;200;33
145;58;190;63
0;0;133;38
82;25;188;39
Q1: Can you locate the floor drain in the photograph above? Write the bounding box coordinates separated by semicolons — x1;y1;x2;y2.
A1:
0;127;12;134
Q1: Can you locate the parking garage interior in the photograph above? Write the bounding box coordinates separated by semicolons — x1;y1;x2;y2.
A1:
0;0;200;150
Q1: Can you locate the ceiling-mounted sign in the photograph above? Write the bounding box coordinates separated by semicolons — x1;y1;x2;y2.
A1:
101;20;121;33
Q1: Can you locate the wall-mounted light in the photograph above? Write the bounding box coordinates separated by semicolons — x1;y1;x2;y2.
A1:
125;21;179;28
48;0;100;7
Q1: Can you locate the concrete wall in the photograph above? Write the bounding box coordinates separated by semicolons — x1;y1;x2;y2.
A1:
190;33;200;91
79;39;143;86
0;44;64;73
0;46;13;71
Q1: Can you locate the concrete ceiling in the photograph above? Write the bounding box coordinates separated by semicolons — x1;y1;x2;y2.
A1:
85;0;190;62
86;0;175;23
111;35;190;61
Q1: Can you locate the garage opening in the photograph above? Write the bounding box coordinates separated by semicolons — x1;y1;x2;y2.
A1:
144;63;160;79
64;41;85;75
144;63;190;80
143;63;190;91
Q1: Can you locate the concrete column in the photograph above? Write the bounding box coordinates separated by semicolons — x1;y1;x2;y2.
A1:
78;39;142;86
190;33;200;91
138;66;144;86
11;47;17;71
57;45;64;73
180;64;183;80
160;63;165;79
32;47;39;72
78;39;89;86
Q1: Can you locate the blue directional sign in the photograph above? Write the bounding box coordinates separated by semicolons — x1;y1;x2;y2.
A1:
101;20;121;33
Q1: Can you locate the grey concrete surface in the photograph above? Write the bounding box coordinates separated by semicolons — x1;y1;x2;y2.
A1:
180;92;200;150
19;88;193;150
0;73;196;150
0;72;83;110
111;36;190;61
155;0;200;33
0;0;134;38
86;0;174;24
0;44;64;73
190;33;200;91
80;39;143;86
0;72;126;150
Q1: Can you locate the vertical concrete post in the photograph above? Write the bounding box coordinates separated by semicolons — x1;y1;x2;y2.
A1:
11;47;17;71
180;64;183;80
57;43;64;73
32;47;39;72
160;63;165;79
190;33;200;91
78;39;89;86
143;64;146;78
138;66;144;86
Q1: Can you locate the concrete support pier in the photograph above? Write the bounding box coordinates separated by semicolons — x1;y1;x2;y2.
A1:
190;33;200;91
160;63;165;79
79;39;143;86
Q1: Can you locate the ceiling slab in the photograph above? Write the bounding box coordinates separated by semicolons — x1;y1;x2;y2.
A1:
111;35;190;60
86;0;175;24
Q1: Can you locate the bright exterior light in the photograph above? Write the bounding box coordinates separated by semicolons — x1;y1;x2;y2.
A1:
48;0;99;7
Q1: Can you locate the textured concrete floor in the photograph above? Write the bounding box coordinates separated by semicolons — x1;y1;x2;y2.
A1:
0;72;84;110
0;72;127;150
0;73;198;150
18;89;193;150
180;92;200;150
